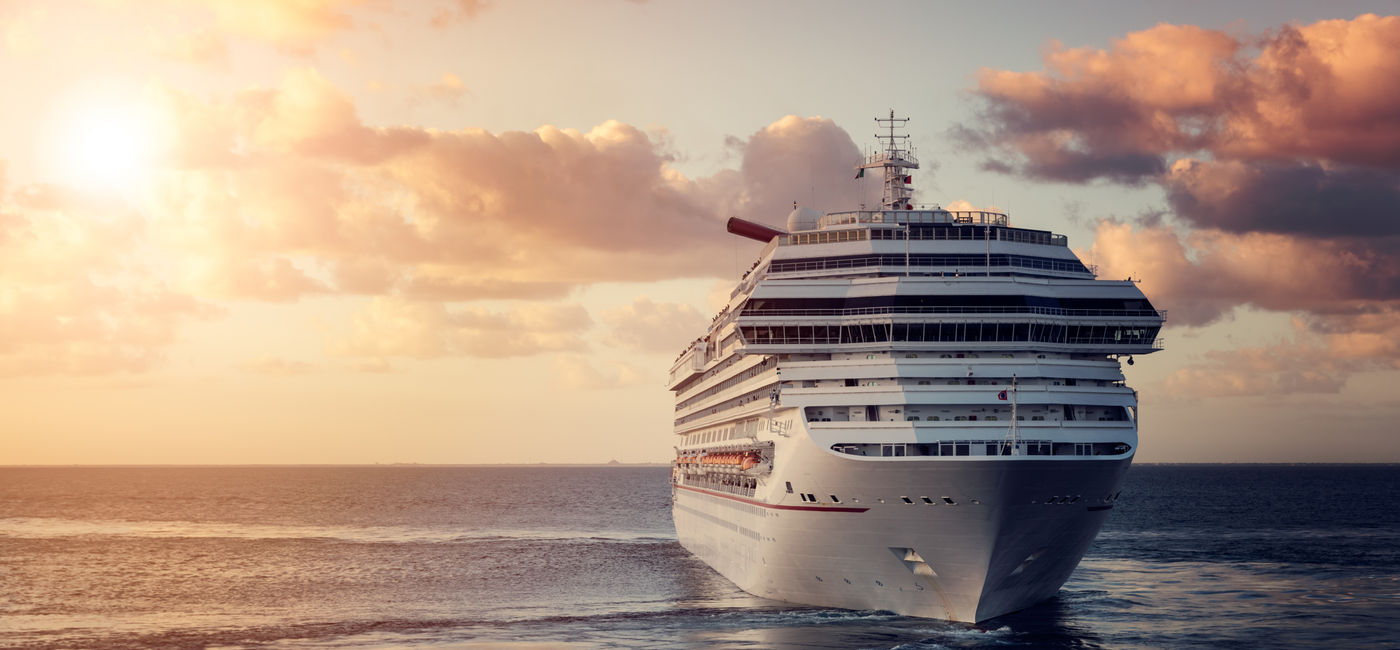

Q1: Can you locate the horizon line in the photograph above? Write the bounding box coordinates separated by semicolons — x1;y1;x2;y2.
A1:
3;461;1399;468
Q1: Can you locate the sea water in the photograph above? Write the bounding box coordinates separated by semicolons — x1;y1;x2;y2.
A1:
1;465;1396;649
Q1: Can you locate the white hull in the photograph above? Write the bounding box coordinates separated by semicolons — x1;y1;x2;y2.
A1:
673;430;1130;622
669;114;1161;623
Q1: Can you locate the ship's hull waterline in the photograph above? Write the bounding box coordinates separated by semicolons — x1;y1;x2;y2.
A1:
673;444;1131;622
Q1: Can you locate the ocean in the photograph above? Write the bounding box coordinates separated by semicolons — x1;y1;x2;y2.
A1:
1;465;1396;649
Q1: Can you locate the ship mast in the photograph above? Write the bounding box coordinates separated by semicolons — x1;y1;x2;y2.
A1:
857;110;920;210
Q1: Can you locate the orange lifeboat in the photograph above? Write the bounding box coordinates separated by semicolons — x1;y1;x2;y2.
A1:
741;453;758;471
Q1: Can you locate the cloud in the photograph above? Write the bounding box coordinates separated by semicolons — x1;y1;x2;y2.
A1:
189;255;331;302
332;298;591;358
1162;158;1400;238
239;356;315;375
723;115;868;221
553;354;645;390
1163;313;1400;398
7;67;871;375
430;0;490;28
172;1;492;55
1222;14;1400;166
144;69;866;300
3;6;43;55
151;29;229;67
414;72;467;106
196;0;363;56
0;185;217;376
600;297;706;353
959;15;1400;181
1082;220;1400;327
967;15;1400;391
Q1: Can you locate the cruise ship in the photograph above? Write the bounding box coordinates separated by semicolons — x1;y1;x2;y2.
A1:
668;114;1165;622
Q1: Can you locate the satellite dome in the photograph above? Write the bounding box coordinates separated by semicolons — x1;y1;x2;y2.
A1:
786;206;823;232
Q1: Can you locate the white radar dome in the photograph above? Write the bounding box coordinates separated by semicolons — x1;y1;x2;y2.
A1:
786;206;823;232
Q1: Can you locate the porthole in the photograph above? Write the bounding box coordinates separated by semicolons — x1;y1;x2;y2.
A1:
942;497;956;505
921;496;934;504
900;496;914;504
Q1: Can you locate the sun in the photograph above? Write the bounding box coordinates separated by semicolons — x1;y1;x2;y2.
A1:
63;106;154;189
43;80;159;192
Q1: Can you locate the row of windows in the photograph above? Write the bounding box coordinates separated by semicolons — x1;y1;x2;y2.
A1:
674;334;745;394
868;224;1058;245
780;230;869;246
741;323;1161;346
675;357;777;412
681;472;757;498
810;405;1130;423
744;295;1154;314
680;420;764;446
770;253;1091;276
831;441;1132;457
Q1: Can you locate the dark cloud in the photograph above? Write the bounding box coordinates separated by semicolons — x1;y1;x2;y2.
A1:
1164;159;1400;238
970;14;1400;350
959;15;1400;180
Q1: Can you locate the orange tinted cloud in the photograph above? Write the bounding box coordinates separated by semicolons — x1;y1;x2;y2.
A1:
414;72;467;106
553;354;645;390
961;14;1400;181
601;297;706;353
1084;221;1400;327
5;66;866;374
146;70;862;300
1163;312;1400;398
177;1;491;54
1225;14;1400;166
2;6;43;55
1086;219;1400;395
0;185;216;376
239;355;315;375
972;14;1400;379
151;29;229;67
331;298;591;359
198;0;364;56
429;0;489;28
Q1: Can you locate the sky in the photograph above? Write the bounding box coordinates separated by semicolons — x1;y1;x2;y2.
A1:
1;1;1398;464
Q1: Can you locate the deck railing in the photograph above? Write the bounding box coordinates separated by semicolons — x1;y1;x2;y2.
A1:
740;306;1168;319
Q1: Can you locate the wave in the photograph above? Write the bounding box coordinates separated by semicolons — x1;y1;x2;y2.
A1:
0;516;677;545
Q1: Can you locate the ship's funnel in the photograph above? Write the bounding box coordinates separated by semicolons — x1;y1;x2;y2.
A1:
727;217;786;243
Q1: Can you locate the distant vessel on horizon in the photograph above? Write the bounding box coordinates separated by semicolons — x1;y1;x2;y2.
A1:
668;113;1165;622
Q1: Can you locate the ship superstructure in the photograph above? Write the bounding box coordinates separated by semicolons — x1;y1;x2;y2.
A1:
668;114;1165;622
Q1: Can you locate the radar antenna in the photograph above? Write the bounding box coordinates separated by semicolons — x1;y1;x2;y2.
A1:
856;110;920;210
